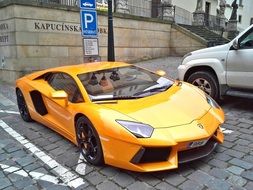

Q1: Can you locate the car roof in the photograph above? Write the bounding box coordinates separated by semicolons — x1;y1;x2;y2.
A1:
26;61;130;80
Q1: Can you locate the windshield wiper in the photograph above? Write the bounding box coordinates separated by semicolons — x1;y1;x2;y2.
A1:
93;96;142;102
133;85;172;96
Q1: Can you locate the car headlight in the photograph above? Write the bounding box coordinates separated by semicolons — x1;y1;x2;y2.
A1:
116;120;154;138
206;95;220;109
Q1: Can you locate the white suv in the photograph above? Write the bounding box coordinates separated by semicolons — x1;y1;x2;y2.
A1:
178;24;253;100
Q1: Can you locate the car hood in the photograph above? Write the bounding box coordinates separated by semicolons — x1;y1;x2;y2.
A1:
99;83;211;128
191;43;230;55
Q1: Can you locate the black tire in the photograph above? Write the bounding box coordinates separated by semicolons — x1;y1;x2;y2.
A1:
75;116;104;165
187;71;219;100
16;89;33;122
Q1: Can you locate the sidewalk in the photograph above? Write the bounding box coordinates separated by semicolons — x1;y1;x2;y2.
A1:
136;56;183;79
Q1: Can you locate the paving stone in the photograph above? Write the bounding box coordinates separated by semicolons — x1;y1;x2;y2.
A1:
165;173;186;186
239;134;253;142
245;181;253;190
230;186;247;190
177;165;195;177
127;181;153;190
23;185;39;190
243;155;253;164
227;166;244;175
80;186;97;190
233;145;251;154
0;178;12;189
235;139;251;146
137;174;161;186
179;180;204;190
16;155;36;167
221;141;234;148
227;175;247;187
10;150;27;159
96;180;120;190
237;123;252;128
99;167;118;178
214;146;227;153
224;149;245;159
3;186;17;190
209;159;228;169
0;153;10;161
225;120;239;126
229;158;253;169
13;177;35;189
50;147;67;157
7;173;25;182
225;135;238;143
37;180;65;189
155;182;178;190
111;172;135;188
239;128;253;135
214;153;232;162
208;168;230;180
241;171;253;181
86;171;107;185
43;143;59;151
188;170;214;186
23;163;42;171
206;178;231;190
0;171;4;177
238;119;253;125
5;146;22;153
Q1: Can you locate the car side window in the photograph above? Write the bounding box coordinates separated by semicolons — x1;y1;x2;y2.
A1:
48;73;84;103
240;29;253;49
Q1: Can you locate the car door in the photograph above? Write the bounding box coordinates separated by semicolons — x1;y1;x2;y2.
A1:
44;72;84;139
226;28;253;89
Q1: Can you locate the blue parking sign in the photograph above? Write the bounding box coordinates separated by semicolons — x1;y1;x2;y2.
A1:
80;10;98;37
80;0;96;9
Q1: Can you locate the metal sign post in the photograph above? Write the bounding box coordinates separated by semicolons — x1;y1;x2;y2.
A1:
79;0;100;62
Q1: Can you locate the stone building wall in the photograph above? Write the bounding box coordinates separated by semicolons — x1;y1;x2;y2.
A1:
170;25;206;56
0;3;206;82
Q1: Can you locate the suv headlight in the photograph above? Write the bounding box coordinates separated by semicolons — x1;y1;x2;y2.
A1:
206;95;220;109
116;120;154;138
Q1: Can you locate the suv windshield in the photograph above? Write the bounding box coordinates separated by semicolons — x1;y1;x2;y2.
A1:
78;65;174;101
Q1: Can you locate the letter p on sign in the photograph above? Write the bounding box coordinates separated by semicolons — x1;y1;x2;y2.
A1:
80;10;98;37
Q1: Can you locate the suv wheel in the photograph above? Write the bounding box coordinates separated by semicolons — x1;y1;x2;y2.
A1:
187;71;219;100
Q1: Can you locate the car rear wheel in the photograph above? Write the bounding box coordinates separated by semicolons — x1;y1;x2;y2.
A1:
187;71;219;100
75;116;104;165
16;89;33;122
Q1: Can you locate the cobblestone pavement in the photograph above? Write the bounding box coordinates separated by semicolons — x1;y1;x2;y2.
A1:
0;57;253;189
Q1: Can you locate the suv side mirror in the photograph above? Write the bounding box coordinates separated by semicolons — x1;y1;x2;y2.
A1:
51;90;68;107
232;39;240;50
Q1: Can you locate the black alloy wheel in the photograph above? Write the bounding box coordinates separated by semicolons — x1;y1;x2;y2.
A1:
16;89;32;122
187;71;219;100
76;116;104;165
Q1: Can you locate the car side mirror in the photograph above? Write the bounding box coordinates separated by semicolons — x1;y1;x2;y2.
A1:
232;39;240;50
156;70;166;76
51;90;68;107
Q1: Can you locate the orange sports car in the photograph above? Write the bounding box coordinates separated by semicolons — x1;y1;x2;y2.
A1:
16;62;224;172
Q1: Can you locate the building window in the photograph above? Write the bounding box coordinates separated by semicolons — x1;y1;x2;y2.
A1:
238;15;242;23
239;0;243;6
251;18;253;25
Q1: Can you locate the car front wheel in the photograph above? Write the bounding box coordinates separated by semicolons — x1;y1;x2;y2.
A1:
75;116;104;165
187;71;219;100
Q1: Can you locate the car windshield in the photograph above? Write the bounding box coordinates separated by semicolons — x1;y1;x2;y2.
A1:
78;65;174;101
